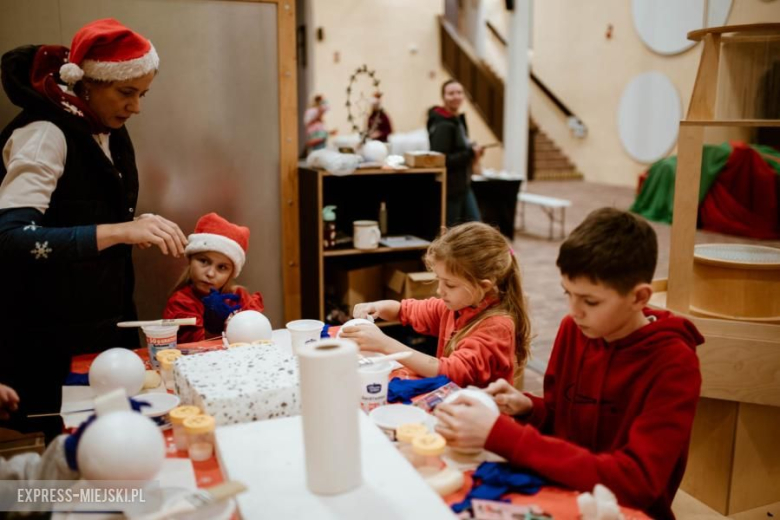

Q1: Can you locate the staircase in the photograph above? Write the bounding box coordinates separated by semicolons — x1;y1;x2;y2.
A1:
530;123;583;181
439;16;583;181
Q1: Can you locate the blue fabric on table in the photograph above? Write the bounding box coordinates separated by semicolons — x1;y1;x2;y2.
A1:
451;462;546;513
387;375;450;404
64;372;89;386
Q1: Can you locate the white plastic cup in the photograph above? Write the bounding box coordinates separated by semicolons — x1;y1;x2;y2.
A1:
286;319;325;355
142;325;178;369
358;359;393;413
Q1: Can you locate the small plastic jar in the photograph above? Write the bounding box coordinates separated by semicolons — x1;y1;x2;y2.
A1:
395;423;429;460
155;349;181;391
183;414;216;462
169;405;201;451
410;433;447;477
411;433;464;495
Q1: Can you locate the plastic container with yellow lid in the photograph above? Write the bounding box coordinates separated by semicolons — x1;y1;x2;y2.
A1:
396;423;429;459
156;349;182;391
183;414;216;462
169;405;201;451
411;433;464;495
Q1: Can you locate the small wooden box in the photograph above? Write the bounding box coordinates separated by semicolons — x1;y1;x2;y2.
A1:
404;151;445;168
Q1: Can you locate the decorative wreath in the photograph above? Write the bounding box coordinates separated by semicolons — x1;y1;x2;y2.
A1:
345;64;382;143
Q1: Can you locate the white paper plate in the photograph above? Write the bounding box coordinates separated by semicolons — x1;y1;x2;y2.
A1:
137;392;180;418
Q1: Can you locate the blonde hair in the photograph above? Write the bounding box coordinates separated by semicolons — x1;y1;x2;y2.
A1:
170;258;239;296
425;222;531;367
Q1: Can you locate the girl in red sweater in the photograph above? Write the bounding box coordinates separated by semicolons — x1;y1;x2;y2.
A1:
341;222;531;388
163;213;264;343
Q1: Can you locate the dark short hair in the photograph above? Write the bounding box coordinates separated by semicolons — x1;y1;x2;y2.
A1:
556;208;657;294
441;79;461;97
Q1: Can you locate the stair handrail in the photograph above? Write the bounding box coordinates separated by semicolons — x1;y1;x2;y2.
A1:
439;16;505;141
486;20;587;138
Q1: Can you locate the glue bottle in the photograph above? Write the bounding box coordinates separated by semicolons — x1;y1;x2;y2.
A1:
323;205;337;249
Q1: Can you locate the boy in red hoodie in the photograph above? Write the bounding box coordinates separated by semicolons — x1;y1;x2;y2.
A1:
435;208;703;520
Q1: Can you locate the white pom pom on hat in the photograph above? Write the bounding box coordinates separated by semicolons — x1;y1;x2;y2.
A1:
59;18;159;85
59;62;84;84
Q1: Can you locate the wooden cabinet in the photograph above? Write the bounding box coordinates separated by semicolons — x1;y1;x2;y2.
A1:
298;166;446;323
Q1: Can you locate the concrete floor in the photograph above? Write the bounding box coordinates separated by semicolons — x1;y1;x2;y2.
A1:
515;179;780;394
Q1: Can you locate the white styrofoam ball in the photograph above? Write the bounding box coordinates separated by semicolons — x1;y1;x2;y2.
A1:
443;388;499;412
442;388;499;455
89;348;145;397
77;411;165;481
225;310;273;344
361;140;389;163
336;318;375;338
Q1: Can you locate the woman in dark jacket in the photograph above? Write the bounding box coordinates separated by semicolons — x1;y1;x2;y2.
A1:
0;19;187;439
427;80;484;226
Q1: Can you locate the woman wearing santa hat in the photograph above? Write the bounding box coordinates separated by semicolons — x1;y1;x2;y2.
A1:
0;19;187;439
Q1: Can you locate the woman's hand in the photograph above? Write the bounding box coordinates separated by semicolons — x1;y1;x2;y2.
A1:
338;323;391;354
472;144;485;159
484;378;533;417
0;383;20;420
98;214;188;256
352;300;401;322
434;395;499;450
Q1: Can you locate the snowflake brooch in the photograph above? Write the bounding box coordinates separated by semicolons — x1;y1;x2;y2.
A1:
60;101;84;117
30;241;52;260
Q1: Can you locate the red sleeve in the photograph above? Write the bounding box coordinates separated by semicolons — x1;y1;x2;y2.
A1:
484;348;701;512
519;319;574;432
437;316;515;388
398;298;446;336
163;289;206;344
236;287;264;313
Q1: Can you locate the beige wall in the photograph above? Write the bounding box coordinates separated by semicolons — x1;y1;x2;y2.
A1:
308;0;505;170
527;0;780;186
310;0;780;185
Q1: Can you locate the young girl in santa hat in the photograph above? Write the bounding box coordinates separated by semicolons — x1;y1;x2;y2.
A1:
164;213;265;343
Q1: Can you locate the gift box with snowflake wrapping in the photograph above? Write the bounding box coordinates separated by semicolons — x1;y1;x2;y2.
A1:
173;345;300;425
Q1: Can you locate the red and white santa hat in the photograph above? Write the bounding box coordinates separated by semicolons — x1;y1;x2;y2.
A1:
185;213;250;277
59;18;159;85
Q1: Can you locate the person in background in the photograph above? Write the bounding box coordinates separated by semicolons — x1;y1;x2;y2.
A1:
427;79;484;226
0;18;187;440
434;208;702;520
367;92;393;142
164;213;264;344
343;222;531;388
304;94;330;154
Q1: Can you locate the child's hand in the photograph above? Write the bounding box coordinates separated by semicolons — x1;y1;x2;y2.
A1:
434;395;499;450
202;288;242;333
485;378;533;416
0;383;20;420
338;323;390;353
352;300;400;322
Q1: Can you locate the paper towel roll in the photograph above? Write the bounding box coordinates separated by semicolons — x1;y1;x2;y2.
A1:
298;338;362;494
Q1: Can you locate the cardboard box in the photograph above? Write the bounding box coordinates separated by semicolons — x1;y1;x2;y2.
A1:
336;265;384;311
404;151;445;168
386;270;438;301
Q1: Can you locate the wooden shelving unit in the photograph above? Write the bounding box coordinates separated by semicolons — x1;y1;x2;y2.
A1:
650;24;780;516
298;166;446;322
